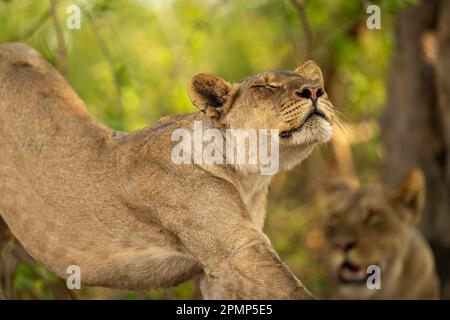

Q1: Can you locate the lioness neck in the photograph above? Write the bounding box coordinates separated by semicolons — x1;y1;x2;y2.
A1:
234;171;273;229
393;229;440;299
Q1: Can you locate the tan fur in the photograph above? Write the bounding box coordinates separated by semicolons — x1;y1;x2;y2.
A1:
0;43;335;299
324;169;440;299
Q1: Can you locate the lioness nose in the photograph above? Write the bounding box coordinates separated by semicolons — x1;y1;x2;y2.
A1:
295;86;323;102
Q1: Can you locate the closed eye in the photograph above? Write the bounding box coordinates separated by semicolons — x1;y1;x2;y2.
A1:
365;209;384;226
251;83;280;91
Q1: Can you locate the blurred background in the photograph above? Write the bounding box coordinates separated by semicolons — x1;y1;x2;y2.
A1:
0;0;449;299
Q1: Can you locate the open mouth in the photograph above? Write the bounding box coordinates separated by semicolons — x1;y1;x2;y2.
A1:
279;109;328;139
338;261;369;285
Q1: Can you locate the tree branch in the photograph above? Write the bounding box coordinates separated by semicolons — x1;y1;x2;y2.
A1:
13;8;52;41
84;9;123;112
49;0;68;78
289;0;313;59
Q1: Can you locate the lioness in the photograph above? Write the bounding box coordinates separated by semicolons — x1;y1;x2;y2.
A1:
324;169;440;299
0;43;336;299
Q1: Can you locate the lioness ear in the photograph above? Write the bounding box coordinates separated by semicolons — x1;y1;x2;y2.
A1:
295;60;324;87
188;73;232;118
391;168;425;225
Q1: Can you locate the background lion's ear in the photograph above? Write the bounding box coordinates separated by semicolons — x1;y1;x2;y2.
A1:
295;60;324;87
188;73;232;118
391;168;425;225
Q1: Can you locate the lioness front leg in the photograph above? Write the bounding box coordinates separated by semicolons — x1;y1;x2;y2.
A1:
197;228;314;300
169;200;314;299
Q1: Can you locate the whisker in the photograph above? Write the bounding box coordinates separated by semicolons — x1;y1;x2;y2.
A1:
334;109;352;124
332;115;352;145
321;100;352;144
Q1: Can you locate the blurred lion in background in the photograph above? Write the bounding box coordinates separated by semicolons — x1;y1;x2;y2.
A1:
323;169;439;299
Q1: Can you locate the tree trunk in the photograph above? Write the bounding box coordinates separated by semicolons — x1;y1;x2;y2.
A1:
381;0;450;299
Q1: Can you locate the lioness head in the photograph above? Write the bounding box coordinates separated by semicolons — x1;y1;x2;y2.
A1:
187;60;336;171
323;169;426;298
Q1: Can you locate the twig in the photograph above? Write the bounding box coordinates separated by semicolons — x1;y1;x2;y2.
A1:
84;9;123;112
16;8;52;41
289;0;313;59
49;0;68;78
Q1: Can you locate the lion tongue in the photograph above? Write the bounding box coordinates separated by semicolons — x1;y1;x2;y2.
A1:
340;262;366;281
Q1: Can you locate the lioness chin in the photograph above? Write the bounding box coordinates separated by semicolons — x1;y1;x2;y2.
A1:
324;169;440;300
0;43;336;299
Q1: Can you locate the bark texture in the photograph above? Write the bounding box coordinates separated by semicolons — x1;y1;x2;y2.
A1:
381;0;450;299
